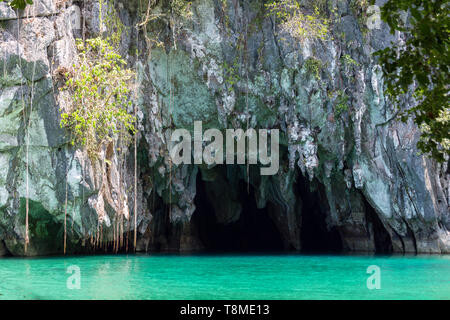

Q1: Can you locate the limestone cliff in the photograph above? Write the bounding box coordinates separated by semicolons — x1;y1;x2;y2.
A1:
0;0;448;256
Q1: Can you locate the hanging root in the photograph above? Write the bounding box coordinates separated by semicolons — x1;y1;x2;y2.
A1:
134;133;137;251
22;9;38;254
64;188;67;255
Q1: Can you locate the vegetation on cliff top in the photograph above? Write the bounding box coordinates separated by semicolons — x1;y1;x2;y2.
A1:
265;0;330;42
375;0;449;162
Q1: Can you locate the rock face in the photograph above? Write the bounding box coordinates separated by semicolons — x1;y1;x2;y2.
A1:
0;0;448;256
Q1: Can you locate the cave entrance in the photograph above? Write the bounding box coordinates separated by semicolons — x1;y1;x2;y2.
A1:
297;177;343;254
363;195;393;254
192;169;285;253
192;167;344;254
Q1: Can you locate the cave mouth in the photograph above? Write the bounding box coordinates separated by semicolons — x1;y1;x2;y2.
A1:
297;177;343;254
191;167;344;254
363;195;394;254
192;172;286;253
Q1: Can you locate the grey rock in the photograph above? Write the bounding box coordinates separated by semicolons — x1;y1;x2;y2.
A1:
23;0;57;17
0;0;448;256
0;3;16;21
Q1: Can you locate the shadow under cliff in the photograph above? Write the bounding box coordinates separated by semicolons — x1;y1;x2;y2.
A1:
178;165;347;254
192;174;285;253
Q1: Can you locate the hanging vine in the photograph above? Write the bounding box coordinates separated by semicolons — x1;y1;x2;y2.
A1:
56;0;137;253
15;5;38;253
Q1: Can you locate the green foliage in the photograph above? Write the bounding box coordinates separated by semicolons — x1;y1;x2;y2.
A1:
170;0;193;20
0;74;19;88
139;0;192;49
0;0;32;10
140;0;192;24
100;0;128;49
342;54;359;67
304;57;322;80
265;0;329;42
220;0;231;32
221;58;241;91
335;90;350;117
349;0;371;29
60;38;136;159
341;54;360;78
375;0;449;162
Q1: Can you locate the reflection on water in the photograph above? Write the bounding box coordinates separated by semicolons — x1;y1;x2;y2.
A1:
0;254;449;300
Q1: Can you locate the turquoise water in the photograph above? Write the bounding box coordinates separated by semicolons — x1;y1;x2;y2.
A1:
0;254;449;300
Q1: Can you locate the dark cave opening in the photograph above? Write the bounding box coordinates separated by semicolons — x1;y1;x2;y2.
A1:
191;166;346;253
0;240;12;257
363;195;393;254
147;167;394;255
192;171;286;253
297;177;343;253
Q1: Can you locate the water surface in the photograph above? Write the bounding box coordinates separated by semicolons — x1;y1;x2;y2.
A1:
0;254;449;299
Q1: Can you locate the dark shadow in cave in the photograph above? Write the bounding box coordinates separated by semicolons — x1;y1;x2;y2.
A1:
192;170;285;253
362;195;393;254
0;240;12;257
297;176;343;254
